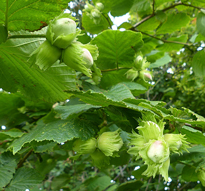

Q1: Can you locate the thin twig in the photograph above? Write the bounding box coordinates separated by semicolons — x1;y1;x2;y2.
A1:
17;149;33;169
131;1;204;29
145;177;152;191
156;175;161;191
181;2;205;10
113;165;128;181
140;31;192;46
178;182;191;191
132;14;154;28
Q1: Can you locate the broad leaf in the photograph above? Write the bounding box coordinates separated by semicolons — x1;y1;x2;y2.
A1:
157;13;190;34
149;53;172;68
110;0;135;16
116;180;143;191
0;129;24;141
0;93;27;127
181;166;198;182
0;32;77;103
5;167;43;191
197;12;205;37
0;0;69;31
0;152;17;188
181;126;205;146
82;12;111;34
51;174;70;191
91;30;143;69
137;17;160;32
10;118;96;154
83;176;112;191
192;50;205;77
67;83;134;107
54;103;101;119
131;0;152;17
157;35;188;52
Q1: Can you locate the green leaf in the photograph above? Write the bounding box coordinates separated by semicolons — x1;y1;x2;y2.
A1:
116;180;143;191
155;0;175;7
140;37;161;55
10;118;96;154
0;33;77;103
32;141;57;153
82;12;111;34
51;174;70;191
131;0;152;17
100;69;130;89
67;83;134;107
181;166;198;182
0;93;27;127
5;167;43;191
0;152;17;188
110;0;135;17
120;82;147;96
91;30;143;69
157;35;188;52
146;50;165;63
0;129;24;141
197;12;205;37
54;103;101;119
0;0;69;31
181;126;205;146
83;176;112;191
149;53;172;68
118;22;133;30
137;17;160;32
131;165;147;179
157;13;190;34
192;50;205;77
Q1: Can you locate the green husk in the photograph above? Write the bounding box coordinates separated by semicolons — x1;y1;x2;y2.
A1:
28;40;61;70
97;129;123;156
73;138;97;155
46;14;80;49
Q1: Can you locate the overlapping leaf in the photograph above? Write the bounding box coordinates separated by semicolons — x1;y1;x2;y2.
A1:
10;117;96;154
192;50;205;77
0;31;77;103
149;53;172;68
0;0;69;31
157;13;190;34
91;30;143;69
181;126;205;146
0;93;27;127
5;167;43;191
0;152;17;188
54;103;101;119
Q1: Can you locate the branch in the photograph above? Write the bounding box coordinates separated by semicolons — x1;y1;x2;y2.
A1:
181;2;205;10
17;149;33;169
145;177;152;191
140;31;192;46
131;1;205;29
178;182;191;191
156;175;161;191
113;165;128;181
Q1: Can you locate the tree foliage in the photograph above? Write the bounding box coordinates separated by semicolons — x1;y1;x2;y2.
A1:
1;0;205;190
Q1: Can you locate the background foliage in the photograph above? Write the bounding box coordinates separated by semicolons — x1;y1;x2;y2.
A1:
1;0;205;190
